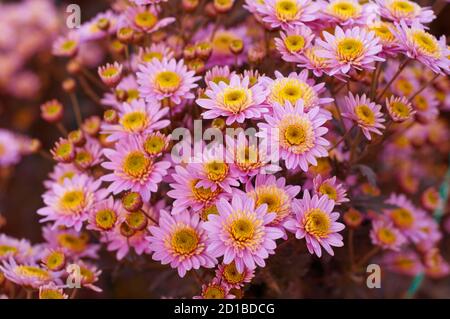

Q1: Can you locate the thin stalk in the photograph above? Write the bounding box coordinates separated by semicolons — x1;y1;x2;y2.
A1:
376;59;409;101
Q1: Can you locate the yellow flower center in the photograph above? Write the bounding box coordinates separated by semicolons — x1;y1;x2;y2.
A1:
126;89;140;103
280;116;314;153
101;66;119;78
57;233;88;253
304;208;331;238
369;22;395;43
318;183;338;201
377;227;397;245
269;78;315;109
95;209;117;230
120;111;149;132
390;0;416;15
355;104;376;125
223;262;245;284
123;151;151;179
154;71;181;93
191;180;219;202
411;31;441;58
275;0;299;22
222;88;250;113
284;35;305;52
395;78;414;96
200;205;219;221
144;135;166;155
212;76;230;85
44;251;65;271
171;227;199;255
230;218;255;242
390;101;411;117
413;94;428;111
203;285;226;299
391;208;414;229
16;266;50;280
55;142;73;158
142;52;163;62
134;11;157;29
60;190;85;212
256;189;282;214
61;40;77;52
58;172;75;184
75;150;93;167
0;245;17;257
328;1;361;20
205;160;229;182
80;266;95;284
336;38;364;62
40;289;65;299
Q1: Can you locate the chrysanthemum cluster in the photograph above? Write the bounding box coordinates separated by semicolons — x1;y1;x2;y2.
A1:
0;0;449;299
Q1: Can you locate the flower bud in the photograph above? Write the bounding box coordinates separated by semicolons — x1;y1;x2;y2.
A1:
196;42;213;60
117;27;134;43
68;129;86;147
214;0;234;13
40;100;64;123
67;59;81;75
183;44;197;60
229;38;244;55
104;109;119;124
62;78;76;93
51;138;75;163
182;0;199;12
82;116;101;137
343;208;363;228
96;18;110;32
126;210;148;231
122;192;143;212
98;62;123;88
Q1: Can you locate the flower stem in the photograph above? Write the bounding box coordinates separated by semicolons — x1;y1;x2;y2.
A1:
70;92;83;128
376;59;409;101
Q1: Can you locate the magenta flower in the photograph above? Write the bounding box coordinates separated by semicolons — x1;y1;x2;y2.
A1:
123;5;175;33
38;174;108;231
101;135;171;202
258;101;330;171
101;98;169;142
197;74;269;125
203;194;284;272
274;25;315;62
316;26;384;76
313;174;349;205
370;218;407;251
147;210;217;278
137;58;200;104
285;191;345;257
375;0;435;25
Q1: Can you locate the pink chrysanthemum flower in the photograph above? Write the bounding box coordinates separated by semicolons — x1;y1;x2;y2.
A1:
318;0;372;26
73;137;104;170
215;262;255;289
193;279;235;299
190;145;240;193
258;101;329;171
416;215;442;252
0;258;60;289
274;25;315;62
102;135;171;202
101;75;140;109
384;193;428;243
167;165;231;215
52;32;79;57
204;66;235;88
421;187;440;212
385;95;415;122
136;43;174;65
316;26;384;76
42;225;99;260
98;62;123;87
0;234;32;263
366;21;402;57
0;129;22;167
123;5;175;33
263;70;333;113
78;10;119;42
203;194;284;272
392;21;450;74
245;175;300;235
383;250;424;276
43;164;80;189
38;174;107;231
87;196;123;232
197;74;269;125
375;0;435;25
72;260;103;292
411;88;439;124
225;131;281;180
370;218;407;251
101;98;169;142
342;93;385;140
313;175;349;205
296;44;333;77
285;191;344;257
256;0;318;30
147;210;217;278
39;282;68;299
137;58;200;104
